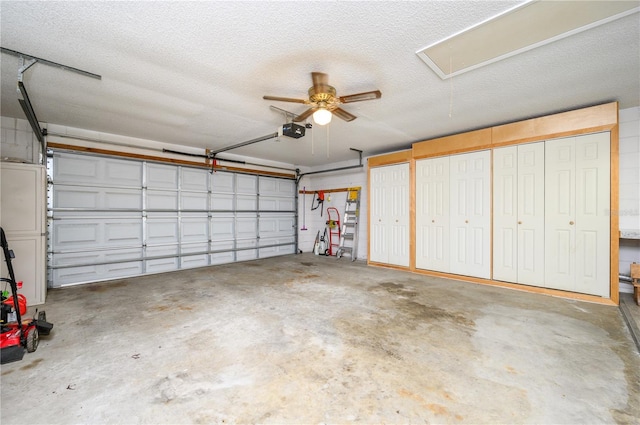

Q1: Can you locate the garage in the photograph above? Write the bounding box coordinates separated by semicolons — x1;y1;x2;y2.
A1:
1;1;640;423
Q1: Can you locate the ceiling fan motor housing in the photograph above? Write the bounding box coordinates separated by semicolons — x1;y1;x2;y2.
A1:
308;85;337;104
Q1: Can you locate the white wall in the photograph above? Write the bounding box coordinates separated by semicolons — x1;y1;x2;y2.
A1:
297;159;368;259
618;106;640;292
0;116;42;164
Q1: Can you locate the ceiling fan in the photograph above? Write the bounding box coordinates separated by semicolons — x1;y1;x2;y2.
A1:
263;72;381;125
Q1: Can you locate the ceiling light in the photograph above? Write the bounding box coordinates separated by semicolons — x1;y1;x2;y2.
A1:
313;108;332;125
416;0;639;79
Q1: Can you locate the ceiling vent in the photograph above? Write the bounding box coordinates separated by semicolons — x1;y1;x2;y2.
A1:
416;0;640;80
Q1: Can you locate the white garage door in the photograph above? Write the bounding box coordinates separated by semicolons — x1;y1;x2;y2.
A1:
48;151;295;287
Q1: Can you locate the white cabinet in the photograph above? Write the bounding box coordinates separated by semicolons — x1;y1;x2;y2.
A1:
416;156;450;272
416;150;491;279
0;162;47;305
545;133;610;297
493;142;545;286
369;163;409;267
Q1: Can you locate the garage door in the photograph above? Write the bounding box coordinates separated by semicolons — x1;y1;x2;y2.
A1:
47;151;295;287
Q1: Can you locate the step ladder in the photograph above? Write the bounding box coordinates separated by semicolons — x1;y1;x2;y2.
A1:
336;187;360;261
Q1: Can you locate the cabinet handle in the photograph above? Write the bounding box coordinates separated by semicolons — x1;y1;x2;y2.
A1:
569;221;574;225
432;219;435;223
465;220;469;224
378;219;382;222
518;221;522;224
395;219;398;223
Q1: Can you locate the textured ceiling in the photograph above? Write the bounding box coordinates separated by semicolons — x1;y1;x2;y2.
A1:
1;1;639;167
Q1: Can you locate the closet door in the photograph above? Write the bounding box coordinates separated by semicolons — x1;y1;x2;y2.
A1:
545;138;576;290
574;133;610;297
450;150;491;279
369;166;388;264
387;163;410;267
416;156;450;272
493;143;545;285
368;163;409;266
545;133;610;296
516;142;546;286
493;146;518;282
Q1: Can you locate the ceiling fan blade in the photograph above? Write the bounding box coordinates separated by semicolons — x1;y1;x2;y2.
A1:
311;72;329;92
263;95;307;104
339;90;382;103
293;107;317;122
331;107;357;122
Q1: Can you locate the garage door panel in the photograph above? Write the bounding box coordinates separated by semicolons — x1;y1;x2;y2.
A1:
146;257;179;273
52;265;101;286
181;191;208;210
53;154;100;183
147;218;179;245
105;221;143;246
54;185;141;210
237;194;257;210
259;214;294;238
147;163;178;189
211;172;234;193
181;216;208;242
146;245;179;257
237;215;257;239
181;168;208;191
259;237;295;256
104;160;143;187
259;196;295;211
51;222;99;250
182;242;208;255
259;177;294;196
211;215;234;240
102;261;144;279
182;254;209;268
211;194;234;211
237;175;257;194
147;190;178;210
210;240;234;265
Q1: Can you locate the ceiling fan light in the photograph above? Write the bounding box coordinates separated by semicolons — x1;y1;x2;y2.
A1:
313;108;332;125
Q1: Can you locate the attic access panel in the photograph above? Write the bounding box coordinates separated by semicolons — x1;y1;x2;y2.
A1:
416;0;639;79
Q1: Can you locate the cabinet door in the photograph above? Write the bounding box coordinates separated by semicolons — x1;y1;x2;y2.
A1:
450;151;491;278
387;163;410;267
517;142;545;286
0;163;46;305
369;167;387;263
416;157;450;272
574;132;610;297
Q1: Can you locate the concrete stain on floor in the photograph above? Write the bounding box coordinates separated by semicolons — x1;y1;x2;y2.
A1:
1;253;639;424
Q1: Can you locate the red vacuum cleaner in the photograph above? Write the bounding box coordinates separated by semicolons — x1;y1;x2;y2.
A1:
1;227;53;364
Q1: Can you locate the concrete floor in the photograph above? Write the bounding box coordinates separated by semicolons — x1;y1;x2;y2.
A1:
2;253;639;424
